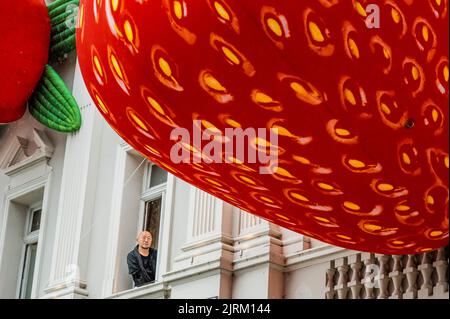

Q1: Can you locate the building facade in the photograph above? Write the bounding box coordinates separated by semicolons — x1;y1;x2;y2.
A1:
0;6;448;299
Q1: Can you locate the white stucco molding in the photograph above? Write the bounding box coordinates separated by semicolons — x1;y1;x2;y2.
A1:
284;245;349;272
0;129;54;298
1;129;54;177
43;61;102;299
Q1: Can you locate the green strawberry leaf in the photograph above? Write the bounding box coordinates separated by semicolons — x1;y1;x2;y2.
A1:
29;65;81;133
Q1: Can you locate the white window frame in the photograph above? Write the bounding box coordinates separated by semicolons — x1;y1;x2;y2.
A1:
138;162;168;284
17;202;42;299
101;142;175;297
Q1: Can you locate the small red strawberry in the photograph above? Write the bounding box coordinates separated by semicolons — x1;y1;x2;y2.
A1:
77;0;448;254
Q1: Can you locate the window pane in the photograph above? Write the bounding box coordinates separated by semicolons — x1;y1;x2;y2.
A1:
143;197;161;249
21;244;37;299
30;209;41;233
149;165;167;188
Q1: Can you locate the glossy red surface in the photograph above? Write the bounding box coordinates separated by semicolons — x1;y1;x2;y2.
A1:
77;0;449;254
0;0;50;123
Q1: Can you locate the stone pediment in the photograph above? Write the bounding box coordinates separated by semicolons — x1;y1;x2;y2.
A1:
0;129;54;176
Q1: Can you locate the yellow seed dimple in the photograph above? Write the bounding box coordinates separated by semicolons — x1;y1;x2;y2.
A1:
144;144;160;156
396;204;410;212
221;46;240;65
124;20;133;43
111;54;123;79
344;201;360;211
392;240;404;245
79;4;85;28
173;1;183;19
336;128;351;137
355;1;367;17
267;18;283;37
130;112;147;131
314;216;331;223
364;223;382;231
381;103;391;115
431;109;439;122
158;57;172;77
318;182;334;191
214;1;230;21
225;118;241;128
402;152;411;165
436;0;442;6
344;88;357;105
260;196;274;203
274;167;295;178
293;155;311;165
422;25;429;42
240;175;256;185
202;120;221;134
411;65;420;81
291;82;308;96
348;159;366;168
272;125;293;137
94;55;103;77
205;178;222;187
255;91;274;104
204;74;226;92
391;8;401;24
308;21;325;42
443;65;449;82
444;155;449;168
95;95;108;114
348;38;360;59
430;230;443;237
147;96;165;115
383;47;390;60
291;192;309;202
378;183;394;191
427;195;435;205
111;0;119;11
337;234;352;240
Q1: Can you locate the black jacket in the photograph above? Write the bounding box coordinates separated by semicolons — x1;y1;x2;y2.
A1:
127;246;158;287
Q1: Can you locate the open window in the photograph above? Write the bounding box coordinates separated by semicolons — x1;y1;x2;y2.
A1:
141;163;168;252
0;187;46;299
105;144;173;296
18;205;42;299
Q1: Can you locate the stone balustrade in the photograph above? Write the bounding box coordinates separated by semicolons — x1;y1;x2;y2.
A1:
325;246;449;299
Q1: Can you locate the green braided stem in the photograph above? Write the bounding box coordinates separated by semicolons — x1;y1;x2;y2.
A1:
29;65;81;133
48;0;79;62
50;34;76;61
49;0;79;17
50;10;74;26
47;0;76;12
51;25;75;45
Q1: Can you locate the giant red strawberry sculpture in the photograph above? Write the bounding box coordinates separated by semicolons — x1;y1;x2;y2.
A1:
77;0;448;254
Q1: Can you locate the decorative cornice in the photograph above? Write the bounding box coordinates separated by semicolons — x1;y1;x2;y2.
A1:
1;129;54;176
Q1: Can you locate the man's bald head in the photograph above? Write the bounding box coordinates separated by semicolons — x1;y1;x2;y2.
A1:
137;231;152;250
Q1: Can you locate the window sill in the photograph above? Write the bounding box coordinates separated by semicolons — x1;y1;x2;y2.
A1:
106;281;170;299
